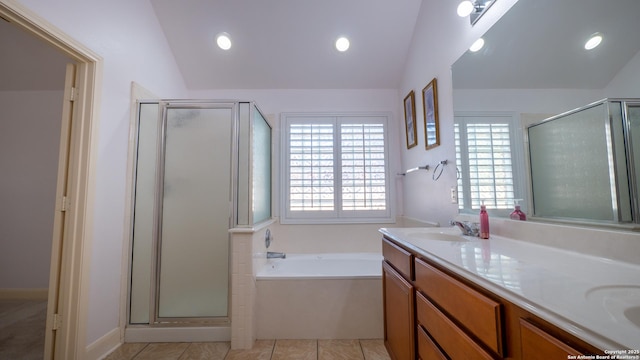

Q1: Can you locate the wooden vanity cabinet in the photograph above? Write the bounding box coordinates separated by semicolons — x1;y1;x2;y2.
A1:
381;236;603;360
382;238;415;360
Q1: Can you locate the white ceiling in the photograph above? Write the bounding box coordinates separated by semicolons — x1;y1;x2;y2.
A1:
5;0;639;93
452;0;640;89
149;0;423;89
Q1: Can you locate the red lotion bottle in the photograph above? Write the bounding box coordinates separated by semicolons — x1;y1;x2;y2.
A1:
479;203;490;239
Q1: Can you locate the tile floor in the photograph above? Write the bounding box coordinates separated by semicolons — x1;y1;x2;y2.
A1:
105;339;390;360
0;299;47;360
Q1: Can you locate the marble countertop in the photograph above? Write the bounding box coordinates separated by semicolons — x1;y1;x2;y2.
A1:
379;227;640;351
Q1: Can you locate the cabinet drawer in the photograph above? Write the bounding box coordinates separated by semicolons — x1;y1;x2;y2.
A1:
417;325;447;360
520;319;583;359
416;291;494;360
414;257;503;355
383;238;413;280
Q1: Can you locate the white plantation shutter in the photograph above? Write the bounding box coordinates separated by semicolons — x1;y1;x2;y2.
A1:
341;123;387;211
283;113;392;223
289;123;335;211
455;114;516;211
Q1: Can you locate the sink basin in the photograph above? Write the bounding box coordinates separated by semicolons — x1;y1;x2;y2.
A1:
624;306;640;327
585;285;640;328
405;231;468;242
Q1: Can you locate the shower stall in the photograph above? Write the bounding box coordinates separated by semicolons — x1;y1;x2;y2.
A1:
527;98;640;224
128;100;272;331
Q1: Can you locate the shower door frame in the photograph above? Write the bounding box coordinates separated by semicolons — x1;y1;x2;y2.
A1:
128;100;239;326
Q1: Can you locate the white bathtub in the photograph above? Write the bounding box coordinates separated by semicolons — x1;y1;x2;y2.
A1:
255;252;383;339
256;252;382;280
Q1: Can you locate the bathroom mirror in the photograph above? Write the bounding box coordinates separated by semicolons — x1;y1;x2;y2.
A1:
452;0;640;224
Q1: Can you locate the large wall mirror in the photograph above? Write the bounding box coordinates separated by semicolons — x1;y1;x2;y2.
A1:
452;0;640;225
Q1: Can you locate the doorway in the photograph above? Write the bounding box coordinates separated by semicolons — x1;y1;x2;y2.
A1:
0;14;71;360
0;2;101;359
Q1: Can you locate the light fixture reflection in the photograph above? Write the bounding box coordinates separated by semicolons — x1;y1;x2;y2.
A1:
457;1;474;17
216;33;232;50
469;37;485;52
336;37;350;52
584;33;603;50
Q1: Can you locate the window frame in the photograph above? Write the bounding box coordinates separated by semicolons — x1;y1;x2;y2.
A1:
280;112;394;224
454;112;527;217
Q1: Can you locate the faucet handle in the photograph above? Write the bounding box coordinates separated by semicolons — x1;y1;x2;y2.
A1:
467;222;480;237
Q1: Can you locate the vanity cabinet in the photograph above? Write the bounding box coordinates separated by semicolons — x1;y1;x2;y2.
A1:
382;236;603;360
382;239;415;360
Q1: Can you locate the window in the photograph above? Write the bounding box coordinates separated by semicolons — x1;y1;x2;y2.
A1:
281;113;392;224
455;113;523;214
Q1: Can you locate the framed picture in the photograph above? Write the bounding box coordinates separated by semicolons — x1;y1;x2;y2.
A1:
422;78;440;150
404;90;417;149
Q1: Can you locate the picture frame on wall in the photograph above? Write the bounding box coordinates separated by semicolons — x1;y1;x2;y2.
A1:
404;90;417;149
422;78;440;150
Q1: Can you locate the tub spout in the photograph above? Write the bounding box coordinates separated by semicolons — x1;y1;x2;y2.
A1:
267;251;286;259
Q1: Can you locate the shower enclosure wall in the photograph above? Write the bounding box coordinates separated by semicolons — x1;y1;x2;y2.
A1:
527;98;640;224
128;100;272;329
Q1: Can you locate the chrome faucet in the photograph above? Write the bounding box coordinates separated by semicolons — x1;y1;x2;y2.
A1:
450;220;478;237
267;251;286;259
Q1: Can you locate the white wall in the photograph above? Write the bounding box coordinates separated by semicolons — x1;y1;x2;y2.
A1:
398;0;519;226
189;88;405;252
14;0;189;346
453;88;605;115
0;90;63;289
605;49;640;98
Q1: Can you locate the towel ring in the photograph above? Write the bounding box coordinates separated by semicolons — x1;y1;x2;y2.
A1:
432;160;447;181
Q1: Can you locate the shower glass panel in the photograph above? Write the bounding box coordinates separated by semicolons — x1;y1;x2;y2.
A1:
252;106;272;224
157;105;232;319
130;103;159;324
529;103;615;221
527;99;634;223
628;102;640;216
235;102;272;226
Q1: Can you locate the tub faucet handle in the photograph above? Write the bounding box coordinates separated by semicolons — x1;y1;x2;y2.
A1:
267;251;286;259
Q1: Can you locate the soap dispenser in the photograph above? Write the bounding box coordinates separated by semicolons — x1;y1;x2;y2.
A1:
509;199;527;221
479;202;490;239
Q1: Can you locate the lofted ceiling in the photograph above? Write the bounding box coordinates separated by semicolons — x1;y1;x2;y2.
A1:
6;0;640;93
149;0;423;89
452;0;640;89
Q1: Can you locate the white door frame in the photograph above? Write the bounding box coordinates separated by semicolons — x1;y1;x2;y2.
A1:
0;1;102;359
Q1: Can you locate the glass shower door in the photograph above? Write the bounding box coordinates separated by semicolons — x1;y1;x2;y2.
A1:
156;104;233;321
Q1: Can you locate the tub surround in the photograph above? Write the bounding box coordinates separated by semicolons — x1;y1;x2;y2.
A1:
255;253;384;340
379;226;640;351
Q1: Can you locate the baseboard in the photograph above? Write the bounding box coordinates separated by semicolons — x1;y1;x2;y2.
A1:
0;288;48;300
85;327;121;360
124;326;231;343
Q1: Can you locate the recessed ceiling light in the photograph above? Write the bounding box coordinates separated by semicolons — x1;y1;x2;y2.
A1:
457;1;474;17
584;33;603;50
469;37;485;52
216;32;232;50
335;37;350;52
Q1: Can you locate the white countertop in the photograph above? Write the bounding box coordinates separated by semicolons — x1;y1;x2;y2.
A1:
379;227;640;351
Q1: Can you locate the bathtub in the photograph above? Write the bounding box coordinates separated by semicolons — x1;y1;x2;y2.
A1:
255;253;383;340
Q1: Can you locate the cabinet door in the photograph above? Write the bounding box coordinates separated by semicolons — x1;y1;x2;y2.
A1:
383;261;415;360
520;319;584;359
